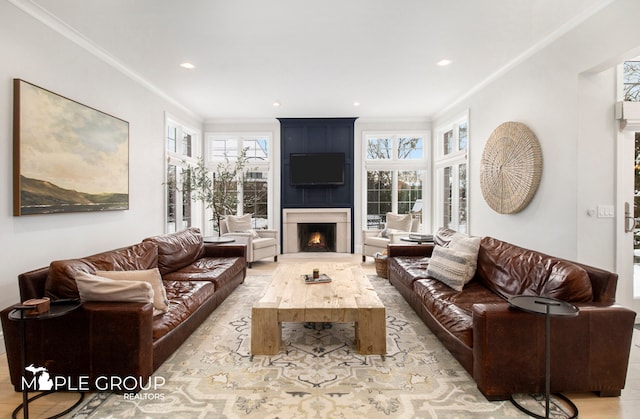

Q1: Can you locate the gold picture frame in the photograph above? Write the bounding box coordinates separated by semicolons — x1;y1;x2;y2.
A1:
13;79;129;215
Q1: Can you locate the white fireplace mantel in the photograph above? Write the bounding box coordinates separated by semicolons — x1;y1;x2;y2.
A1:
282;208;351;253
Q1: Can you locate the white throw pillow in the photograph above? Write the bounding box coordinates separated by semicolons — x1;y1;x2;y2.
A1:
75;271;154;305
95;268;169;314
385;213;412;232
426;246;476;291
226;214;252;232
448;234;481;275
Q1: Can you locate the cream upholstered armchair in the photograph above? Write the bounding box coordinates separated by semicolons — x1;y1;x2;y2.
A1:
362;213;416;262
220;215;278;268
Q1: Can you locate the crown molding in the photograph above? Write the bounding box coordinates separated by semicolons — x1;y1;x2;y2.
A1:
433;0;616;120
9;0;201;121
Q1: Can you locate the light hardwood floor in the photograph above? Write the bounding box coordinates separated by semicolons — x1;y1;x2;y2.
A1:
0;253;638;418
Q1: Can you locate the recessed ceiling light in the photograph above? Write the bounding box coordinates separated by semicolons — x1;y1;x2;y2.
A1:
272;101;281;107
180;62;195;69
353;101;361;107
437;59;452;66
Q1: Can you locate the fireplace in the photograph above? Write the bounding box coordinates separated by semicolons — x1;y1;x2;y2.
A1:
298;223;336;252
282;208;351;253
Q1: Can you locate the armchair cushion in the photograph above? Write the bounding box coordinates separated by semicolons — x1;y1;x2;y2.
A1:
225;214;252;232
378;228;400;238
385;212;412;231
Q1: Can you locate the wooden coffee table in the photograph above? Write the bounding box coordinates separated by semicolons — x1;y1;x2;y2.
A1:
251;262;386;355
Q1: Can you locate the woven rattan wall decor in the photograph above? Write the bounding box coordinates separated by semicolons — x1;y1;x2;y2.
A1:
480;122;542;214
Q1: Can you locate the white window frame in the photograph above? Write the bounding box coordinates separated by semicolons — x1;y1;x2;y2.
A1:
362;131;431;232
165;114;203;234
204;132;273;235
433;111;469;233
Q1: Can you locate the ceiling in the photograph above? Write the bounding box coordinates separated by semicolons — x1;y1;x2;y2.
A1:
29;0;609;121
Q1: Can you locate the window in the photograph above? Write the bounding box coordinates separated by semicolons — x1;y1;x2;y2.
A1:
205;134;272;232
364;132;429;231
624;61;640;101
434;113;469;233
165;117;201;233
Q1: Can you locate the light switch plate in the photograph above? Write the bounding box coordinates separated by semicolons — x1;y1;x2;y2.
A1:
597;205;615;218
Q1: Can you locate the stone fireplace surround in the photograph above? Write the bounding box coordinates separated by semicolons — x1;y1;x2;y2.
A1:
282;208;351;253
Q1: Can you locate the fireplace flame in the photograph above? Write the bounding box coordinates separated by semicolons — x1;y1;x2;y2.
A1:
308;232;324;245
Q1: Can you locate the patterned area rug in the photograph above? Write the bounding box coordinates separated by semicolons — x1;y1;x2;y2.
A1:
70;273;529;418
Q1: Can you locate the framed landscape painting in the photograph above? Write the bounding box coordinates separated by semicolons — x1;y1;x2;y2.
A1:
13;79;129;215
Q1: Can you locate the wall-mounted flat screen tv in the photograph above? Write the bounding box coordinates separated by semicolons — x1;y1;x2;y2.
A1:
290;153;345;186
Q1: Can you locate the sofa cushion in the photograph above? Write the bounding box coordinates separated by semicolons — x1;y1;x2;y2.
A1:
45;241;158;300
162;257;245;291
414;278;505;347
153;280;216;341
143;228;204;276
95;268;169;314
388;256;431;290
427;246;477;291
477;237;593;302
75;271;154;304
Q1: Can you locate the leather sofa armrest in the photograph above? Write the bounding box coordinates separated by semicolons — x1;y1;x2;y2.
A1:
387;243;435;257
82;302;154;390
1;301;154;392
472;302;636;400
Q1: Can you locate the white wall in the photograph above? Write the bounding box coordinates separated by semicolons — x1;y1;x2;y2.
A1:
431;0;640;314
0;2;201;310
433;0;640;265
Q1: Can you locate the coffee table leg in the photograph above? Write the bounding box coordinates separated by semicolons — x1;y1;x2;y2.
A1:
251;305;280;355
356;307;386;355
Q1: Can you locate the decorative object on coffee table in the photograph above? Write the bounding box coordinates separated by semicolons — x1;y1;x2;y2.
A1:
480;121;542;214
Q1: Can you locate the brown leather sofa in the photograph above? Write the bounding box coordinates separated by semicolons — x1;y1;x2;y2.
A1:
1;227;246;392
387;228;636;400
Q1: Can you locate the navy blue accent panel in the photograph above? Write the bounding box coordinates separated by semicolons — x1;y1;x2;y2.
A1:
279;118;357;253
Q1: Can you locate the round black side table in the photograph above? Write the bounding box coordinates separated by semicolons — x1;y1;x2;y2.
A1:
203;236;235;244
508;295;579;419
9;299;84;419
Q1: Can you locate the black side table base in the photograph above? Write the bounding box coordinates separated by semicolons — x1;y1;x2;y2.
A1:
511;392;578;419
12;390;85;419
